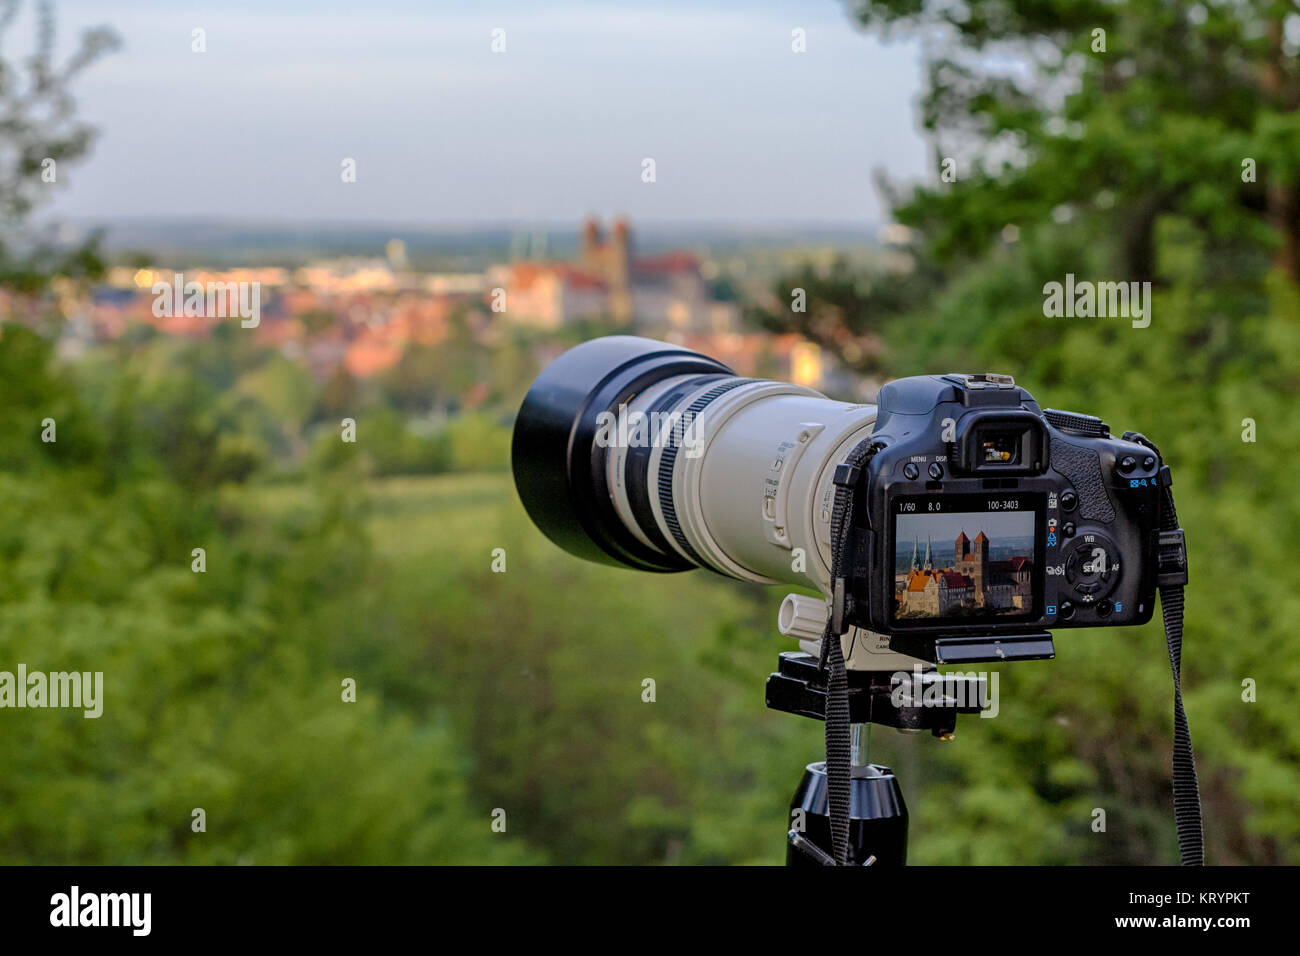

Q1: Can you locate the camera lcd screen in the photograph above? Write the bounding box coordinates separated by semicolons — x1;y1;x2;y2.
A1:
891;493;1044;624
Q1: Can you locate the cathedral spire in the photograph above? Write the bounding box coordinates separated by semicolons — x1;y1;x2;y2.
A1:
923;536;933;571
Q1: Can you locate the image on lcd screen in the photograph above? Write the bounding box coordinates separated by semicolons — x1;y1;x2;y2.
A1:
893;510;1036;620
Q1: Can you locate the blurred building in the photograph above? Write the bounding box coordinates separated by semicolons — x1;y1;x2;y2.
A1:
492;217;739;334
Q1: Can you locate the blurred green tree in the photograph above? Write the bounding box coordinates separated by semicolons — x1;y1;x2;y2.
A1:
852;0;1300;284
0;0;119;292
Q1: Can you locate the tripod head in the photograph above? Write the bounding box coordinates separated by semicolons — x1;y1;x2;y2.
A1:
765;599;1058;865
767;650;987;738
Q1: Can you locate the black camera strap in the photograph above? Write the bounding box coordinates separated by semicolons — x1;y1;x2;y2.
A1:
1124;432;1204;866
816;438;886;865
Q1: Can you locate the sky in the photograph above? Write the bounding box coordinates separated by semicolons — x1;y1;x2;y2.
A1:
895;511;1037;557
34;0;928;226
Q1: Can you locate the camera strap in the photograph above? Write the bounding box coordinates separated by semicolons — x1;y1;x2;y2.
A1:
816;438;886;865
1124;432;1204;866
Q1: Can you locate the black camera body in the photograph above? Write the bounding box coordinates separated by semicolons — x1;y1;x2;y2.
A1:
848;373;1169;656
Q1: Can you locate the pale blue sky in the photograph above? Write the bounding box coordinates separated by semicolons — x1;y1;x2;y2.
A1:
37;1;928;225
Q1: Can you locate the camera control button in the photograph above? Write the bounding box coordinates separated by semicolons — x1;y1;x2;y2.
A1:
1141;454;1157;471
1096;599;1114;618
1118;455;1137;474
928;462;944;480
1060;490;1078;511
903;462;919;480
1063;522;1076;538
1058;601;1075;620
1062;534;1121;600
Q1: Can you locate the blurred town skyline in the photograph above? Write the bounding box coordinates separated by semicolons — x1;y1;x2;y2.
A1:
22;214;891;395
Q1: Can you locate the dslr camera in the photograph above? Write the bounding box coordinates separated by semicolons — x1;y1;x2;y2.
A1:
512;335;1196;866
512;335;1183;669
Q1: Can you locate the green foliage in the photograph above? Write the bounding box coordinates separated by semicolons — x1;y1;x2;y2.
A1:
850;0;1300;282
348;474;820;864
310;406;453;477
443;413;511;472
0;328;538;864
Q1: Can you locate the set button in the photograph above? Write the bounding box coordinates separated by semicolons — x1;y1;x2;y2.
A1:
1062;533;1121;601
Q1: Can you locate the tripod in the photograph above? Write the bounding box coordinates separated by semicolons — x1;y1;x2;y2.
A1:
765;638;1050;866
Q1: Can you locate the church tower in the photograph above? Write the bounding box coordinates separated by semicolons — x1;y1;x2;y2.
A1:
955;530;970;566
971;530;989;603
578;216;633;322
922;536;933;571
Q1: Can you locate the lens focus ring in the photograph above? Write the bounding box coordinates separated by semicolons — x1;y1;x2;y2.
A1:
655;378;755;568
